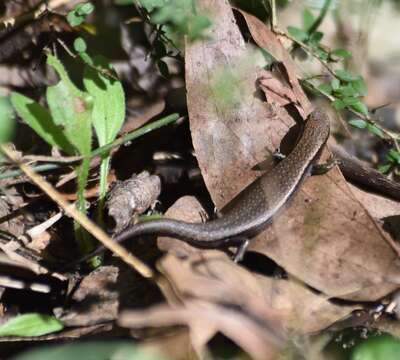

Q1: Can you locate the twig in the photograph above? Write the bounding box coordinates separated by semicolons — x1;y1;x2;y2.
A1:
0;113;181;180
307;0;332;35
0;144;154;279
303;80;400;146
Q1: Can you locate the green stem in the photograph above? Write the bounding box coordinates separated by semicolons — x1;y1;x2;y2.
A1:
0;113;180;180
91;113;180;158
307;0;332;35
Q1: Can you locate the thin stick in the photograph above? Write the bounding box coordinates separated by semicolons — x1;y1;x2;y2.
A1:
0;144;154;279
0;113;181;180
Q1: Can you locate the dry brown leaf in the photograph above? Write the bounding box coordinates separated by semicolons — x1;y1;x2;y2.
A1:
258;69;299;108
60;266;120;326
119;299;282;360
185;0;293;209
249;163;400;301
255;275;358;334
348;183;400;219
185;1;400;302
159;252;357;335
236;9;313;118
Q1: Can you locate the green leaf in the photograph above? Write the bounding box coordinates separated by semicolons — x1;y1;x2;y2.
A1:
0;96;15;143
351;334;400;360
314;47;328;61
46;54;93;249
350;100;368;116
67;2;94;26
138;0;166;12
46;54;92;157
334;85;357;98
67;11;84;27
302;8;315;31
366;123;384;138
331;48;352;59
309;31;323;45
342;96;360;106
83;55;125;206
114;0;135;4
83;56;124;148
0;313;63;337
332;99;346;110
387;149;400;164
287;26;308;42
378;163;393;174
79;52;94;66
10;341;164;360
11;92;75;154
318;83;332;94
74;37;87;53
348;118;367;129
331;78;340;90
187;14;212;40
335;69;358;82
351;77;367;96
76;2;94;16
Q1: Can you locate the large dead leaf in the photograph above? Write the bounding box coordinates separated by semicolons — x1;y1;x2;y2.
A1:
154;196;358;335
248;163;400;301
158;252;357;335
185;0;293;208
185;1;400;302
119;300;282;360
236;9;312;118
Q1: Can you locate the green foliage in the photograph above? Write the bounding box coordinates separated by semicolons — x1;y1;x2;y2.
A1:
379;148;400;174
288;4;351;63
11;341;164;360
73;37;87;53
46;54;93;158
10;50;125;257
348;118;367;129
67;2;95;26
323;70;368;117
0;95;15;144
137;0;212;42
0;313;63;337
351;334;400;360
83;55;125;214
11;93;76;153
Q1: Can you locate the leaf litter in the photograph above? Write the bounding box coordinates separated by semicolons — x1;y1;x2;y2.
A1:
2;0;400;358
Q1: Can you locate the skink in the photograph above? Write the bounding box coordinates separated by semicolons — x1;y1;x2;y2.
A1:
78;109;330;262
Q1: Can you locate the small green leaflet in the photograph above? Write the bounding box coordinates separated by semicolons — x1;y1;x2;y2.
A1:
335;69;358;82
331;48;352;59
67;2;94;27
302;8;315;31
318;83;332;94
287;26;308;42
348;118;367;129
351;334;400;360
10;93;75;154
0;96;15;143
0;313;63;337
10;341;165;360
387;149;400;164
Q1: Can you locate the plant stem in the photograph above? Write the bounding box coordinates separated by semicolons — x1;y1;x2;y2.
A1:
0;113;181;180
